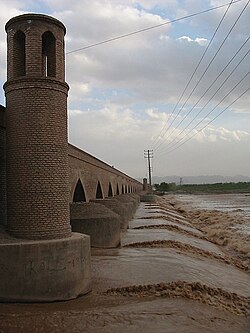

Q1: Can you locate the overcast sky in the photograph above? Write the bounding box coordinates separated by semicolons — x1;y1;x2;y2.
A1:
0;0;249;180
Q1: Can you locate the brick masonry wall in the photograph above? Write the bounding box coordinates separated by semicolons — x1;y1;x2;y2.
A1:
0;105;6;225
6;14;66;81
68;144;143;202
5;80;71;239
2;13;142;239
0;106;142;228
4;14;71;240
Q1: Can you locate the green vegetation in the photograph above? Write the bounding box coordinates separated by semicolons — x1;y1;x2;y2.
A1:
154;182;176;192
154;182;250;194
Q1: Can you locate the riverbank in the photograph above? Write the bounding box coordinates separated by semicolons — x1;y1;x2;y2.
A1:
0;195;249;332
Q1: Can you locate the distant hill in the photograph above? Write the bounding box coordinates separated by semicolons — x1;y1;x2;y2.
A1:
152;175;250;185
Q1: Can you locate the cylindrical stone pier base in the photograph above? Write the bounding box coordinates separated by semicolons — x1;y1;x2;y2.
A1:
70;203;121;248
115;194;137;220
91;198;131;230
0;233;91;302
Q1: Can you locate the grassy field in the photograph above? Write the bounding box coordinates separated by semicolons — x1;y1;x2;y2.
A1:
154;182;250;194
176;182;250;193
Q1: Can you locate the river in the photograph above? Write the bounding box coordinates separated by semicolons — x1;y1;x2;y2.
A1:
176;193;250;235
0;194;249;332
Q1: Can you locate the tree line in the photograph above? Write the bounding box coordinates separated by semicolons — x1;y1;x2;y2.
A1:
154;182;250;194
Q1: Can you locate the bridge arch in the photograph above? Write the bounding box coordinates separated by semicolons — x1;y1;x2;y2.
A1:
96;181;104;199
73;179;86;202
116;183;120;195
68;145;143;201
108;182;113;197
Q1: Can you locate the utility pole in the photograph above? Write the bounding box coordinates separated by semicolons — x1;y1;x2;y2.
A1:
144;149;153;186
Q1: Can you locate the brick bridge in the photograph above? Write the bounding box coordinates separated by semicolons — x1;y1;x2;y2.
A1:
68;144;142;203
0;106;142;228
0;13;148;303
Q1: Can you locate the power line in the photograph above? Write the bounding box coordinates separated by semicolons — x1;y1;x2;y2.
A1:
151;0;235;149
62;0;248;173
155;0;249;152
153;0;250;151
158;65;250;155
66;0;243;55
156;36;250;153
158;70;250;155
157;72;250;156
159;87;250;156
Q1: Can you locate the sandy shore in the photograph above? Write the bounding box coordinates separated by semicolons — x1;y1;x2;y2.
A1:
0;195;249;332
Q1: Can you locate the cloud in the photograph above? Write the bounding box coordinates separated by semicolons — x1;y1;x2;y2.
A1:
0;0;249;178
68;104;156;177
178;35;209;46
197;125;250;142
61;0;249;114
68;104;250;177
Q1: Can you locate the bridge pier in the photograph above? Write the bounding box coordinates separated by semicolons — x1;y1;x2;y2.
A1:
91;198;132;230
70;202;121;248
0;14;91;302
0;233;91;302
115;194;139;220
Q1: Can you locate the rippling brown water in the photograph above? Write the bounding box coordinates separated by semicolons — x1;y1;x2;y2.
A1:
0;195;249;333
173;193;250;266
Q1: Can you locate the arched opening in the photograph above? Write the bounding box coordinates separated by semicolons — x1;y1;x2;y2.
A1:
116;184;120;195
42;31;56;77
108;183;113;197
13;31;26;77
96;181;103;199
73;179;86;202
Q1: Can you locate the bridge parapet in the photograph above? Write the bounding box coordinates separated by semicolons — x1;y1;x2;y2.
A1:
68;144;143;203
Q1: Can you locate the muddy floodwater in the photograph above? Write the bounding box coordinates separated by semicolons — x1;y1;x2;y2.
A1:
0;194;250;333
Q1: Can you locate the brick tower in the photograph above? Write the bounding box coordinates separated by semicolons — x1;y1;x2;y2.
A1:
0;14;91;302
0;106;6;226
4;14;71;239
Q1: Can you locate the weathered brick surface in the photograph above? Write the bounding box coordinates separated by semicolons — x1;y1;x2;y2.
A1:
68;144;143;202
6;14;66;81
2;13;142;239
4;14;71;239
0;103;143;231
0;106;6;225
